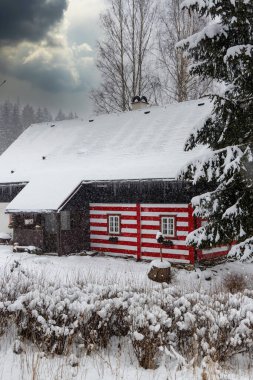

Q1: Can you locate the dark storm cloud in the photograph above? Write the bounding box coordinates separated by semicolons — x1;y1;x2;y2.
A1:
16;63;80;93
0;0;68;44
0;41;96;93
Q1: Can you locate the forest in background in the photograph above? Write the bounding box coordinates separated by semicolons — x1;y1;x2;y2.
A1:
0;100;78;154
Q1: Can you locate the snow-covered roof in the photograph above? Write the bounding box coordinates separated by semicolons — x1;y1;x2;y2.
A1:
0;99;212;212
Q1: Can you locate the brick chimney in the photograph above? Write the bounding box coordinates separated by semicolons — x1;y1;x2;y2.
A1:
131;96;149;111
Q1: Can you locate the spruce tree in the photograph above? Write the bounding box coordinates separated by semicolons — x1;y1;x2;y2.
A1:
42;107;53;122
55;109;66;121
22;104;35;130
177;0;253;261
36;107;44;123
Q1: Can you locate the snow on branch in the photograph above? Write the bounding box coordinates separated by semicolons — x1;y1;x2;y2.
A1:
179;146;244;184
177;22;228;50
183;112;212;151
228;237;253;262
185;224;221;247
191;191;213;217
222;199;243;219
181;0;209;11
224;44;253;62
181;0;250;12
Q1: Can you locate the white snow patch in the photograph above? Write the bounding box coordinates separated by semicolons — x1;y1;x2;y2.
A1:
0;232;11;240
150;259;171;269
133;331;144;341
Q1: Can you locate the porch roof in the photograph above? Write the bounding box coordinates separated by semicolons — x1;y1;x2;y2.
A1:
1;99;212;212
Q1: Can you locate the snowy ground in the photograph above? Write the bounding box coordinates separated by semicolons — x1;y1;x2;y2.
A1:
1;245;252;291
0;245;252;380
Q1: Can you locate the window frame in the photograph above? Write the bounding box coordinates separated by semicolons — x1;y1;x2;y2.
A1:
160;215;177;239
107;214;121;235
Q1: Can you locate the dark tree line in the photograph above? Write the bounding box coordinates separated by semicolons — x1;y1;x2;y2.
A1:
0;100;78;154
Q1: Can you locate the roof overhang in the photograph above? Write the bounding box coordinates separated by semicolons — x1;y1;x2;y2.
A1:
6;177;191;213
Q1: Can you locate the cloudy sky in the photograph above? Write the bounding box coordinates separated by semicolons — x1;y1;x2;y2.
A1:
0;0;107;116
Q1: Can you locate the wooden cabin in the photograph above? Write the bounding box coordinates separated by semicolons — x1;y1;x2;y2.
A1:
0;99;229;264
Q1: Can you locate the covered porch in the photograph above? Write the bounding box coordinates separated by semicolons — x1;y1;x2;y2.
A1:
10;211;88;255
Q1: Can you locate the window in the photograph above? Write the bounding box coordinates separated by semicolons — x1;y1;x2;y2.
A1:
61;211;71;231
108;215;120;235
44;213;57;234
24;218;34;226
161;216;175;237
19;214;42;229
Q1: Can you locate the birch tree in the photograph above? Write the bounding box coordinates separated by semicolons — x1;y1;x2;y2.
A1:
91;0;159;114
157;0;211;103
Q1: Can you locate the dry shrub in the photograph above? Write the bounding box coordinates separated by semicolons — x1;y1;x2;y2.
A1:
131;327;163;369
80;306;129;354
223;272;247;294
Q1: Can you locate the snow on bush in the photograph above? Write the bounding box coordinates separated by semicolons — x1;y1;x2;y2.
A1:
0;261;33;335
0;265;252;369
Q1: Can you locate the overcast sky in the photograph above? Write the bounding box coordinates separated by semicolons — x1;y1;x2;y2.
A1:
0;0;107;116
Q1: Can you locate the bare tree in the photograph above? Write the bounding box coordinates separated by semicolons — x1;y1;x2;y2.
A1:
157;0;212;103
91;0;159;114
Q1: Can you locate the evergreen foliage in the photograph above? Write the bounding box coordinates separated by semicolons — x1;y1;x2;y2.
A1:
55;109;66;121
178;0;253;261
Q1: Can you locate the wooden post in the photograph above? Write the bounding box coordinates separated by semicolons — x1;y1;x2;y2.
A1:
136;203;141;261
160;245;163;262
56;213;62;256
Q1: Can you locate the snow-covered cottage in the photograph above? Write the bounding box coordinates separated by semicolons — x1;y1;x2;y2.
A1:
0;99;229;264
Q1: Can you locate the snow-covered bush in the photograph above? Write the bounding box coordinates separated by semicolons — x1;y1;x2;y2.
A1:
163;292;253;363
0;265;252;368
129;302;170;369
10;284;83;354
0;262;33;335
78;291;130;354
8;280;131;355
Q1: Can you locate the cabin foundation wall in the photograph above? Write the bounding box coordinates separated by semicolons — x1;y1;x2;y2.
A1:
198;247;229;261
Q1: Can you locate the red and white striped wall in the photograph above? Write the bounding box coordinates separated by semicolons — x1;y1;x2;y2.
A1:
89;203;138;257
89;203;229;264
89;203;195;264
139;204;194;263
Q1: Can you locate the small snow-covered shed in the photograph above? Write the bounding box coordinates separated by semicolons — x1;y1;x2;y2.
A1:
0;99;229;263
